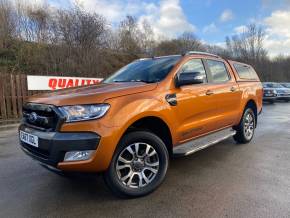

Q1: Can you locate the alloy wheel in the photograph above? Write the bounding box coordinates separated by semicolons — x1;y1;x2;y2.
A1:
116;142;160;189
244;113;255;140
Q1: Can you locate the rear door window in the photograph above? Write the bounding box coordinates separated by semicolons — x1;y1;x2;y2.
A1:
206;60;230;83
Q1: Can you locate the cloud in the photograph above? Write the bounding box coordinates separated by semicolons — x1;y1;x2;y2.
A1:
71;0;145;22
264;10;290;38
264;36;290;57
64;0;195;38
203;23;218;33
69;0;196;39
139;0;196;38
261;0;290;8
234;25;248;34
219;9;234;22
263;10;290;57
8;0;196;39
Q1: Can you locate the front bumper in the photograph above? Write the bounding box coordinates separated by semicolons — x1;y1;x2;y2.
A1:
263;96;277;100
19;124;100;168
263;93;277;101
276;94;290;100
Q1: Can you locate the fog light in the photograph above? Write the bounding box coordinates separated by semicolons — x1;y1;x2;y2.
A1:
64;150;94;162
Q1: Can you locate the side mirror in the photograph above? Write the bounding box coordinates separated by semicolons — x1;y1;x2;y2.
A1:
175;72;204;87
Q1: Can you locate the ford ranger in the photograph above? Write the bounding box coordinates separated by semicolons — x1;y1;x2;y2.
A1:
19;51;263;197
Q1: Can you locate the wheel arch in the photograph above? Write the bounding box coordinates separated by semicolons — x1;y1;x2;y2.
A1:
244;99;258;127
122;116;173;156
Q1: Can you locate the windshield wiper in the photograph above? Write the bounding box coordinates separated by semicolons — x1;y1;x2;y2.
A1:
113;79;155;83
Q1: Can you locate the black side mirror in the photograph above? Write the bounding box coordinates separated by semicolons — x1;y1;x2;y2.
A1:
175;72;204;87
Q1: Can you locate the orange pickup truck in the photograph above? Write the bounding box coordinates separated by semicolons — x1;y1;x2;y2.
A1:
19;51;263;197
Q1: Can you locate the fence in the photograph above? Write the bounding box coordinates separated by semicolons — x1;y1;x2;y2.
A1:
0;73;42;120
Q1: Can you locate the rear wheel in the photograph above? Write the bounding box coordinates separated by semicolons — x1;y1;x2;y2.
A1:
104;131;169;198
233;108;256;144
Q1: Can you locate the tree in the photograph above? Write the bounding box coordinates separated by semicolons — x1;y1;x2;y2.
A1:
178;32;204;53
226;23;268;80
0;0;16;48
226;24;267;62
118;16;141;55
138;19;155;56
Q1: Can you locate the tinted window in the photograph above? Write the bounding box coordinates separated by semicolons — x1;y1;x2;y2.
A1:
263;83;284;88
104;56;181;83
234;63;258;80
207;60;230;83
281;83;290;88
179;59;207;83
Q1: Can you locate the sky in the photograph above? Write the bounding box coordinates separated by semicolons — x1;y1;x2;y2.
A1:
16;0;290;57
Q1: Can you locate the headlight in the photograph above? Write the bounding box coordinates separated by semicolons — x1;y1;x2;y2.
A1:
59;104;110;122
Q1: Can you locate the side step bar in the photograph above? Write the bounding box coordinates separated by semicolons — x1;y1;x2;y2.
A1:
173;128;236;157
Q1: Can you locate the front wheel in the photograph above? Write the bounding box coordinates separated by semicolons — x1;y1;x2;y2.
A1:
233;108;256;144
104;131;169;198
268;100;275;104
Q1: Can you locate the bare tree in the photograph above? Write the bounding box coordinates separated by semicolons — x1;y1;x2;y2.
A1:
118;16;142;55
0;2;289;82
0;0;16;48
226;23;267;62
178;32;204;53
226;23;269;80
138;19;156;56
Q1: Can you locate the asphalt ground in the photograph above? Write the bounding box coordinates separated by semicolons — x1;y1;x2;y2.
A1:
0;102;290;218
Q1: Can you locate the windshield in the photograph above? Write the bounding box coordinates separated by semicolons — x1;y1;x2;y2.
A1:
281;83;290;88
263;83;284;88
104;56;181;83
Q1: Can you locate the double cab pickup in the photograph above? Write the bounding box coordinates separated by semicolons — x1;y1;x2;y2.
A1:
19;51;263;197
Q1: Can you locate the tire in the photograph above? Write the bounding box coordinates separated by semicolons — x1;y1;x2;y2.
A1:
233;108;256;144
269;100;275;104
104;131;169;198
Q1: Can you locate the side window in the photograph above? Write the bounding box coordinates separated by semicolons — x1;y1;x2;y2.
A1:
248;66;259;80
233;63;259;80
179;59;207;83
206;60;230;83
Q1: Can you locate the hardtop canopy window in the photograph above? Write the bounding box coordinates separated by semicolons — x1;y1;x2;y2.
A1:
234;63;259;80
104;56;181;83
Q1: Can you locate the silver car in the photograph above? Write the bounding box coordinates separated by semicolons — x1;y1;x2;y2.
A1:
262;83;277;103
281;83;290;89
263;82;290;102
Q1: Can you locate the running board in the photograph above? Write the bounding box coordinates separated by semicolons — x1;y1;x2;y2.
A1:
173;128;236;157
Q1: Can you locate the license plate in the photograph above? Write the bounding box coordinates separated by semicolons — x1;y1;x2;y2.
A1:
265;94;272;96
19;130;39;147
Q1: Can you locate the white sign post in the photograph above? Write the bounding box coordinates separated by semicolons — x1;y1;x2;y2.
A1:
27;75;103;91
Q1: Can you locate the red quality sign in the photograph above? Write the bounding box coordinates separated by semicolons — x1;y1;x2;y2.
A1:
48;78;101;90
27;76;103;91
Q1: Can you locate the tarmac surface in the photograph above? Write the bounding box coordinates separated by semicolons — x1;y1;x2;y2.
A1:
0;102;290;218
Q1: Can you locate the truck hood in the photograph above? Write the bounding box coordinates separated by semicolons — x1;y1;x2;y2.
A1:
28;82;158;106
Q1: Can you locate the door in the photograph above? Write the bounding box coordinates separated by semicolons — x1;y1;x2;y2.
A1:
173;58;219;144
204;59;242;129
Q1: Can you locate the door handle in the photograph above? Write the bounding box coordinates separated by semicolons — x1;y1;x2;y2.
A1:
230;86;237;92
206;90;214;95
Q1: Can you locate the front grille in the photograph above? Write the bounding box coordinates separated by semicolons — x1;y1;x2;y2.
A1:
23;103;61;131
